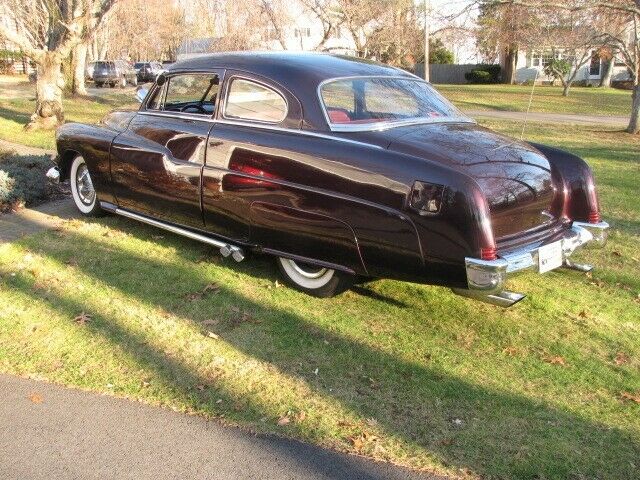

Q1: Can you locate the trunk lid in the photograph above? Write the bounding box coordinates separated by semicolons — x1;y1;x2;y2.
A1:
347;122;558;240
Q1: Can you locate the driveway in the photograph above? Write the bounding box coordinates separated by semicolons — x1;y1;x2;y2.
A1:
463;109;629;127
0;374;445;480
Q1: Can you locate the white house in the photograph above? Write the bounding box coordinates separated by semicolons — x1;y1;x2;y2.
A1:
511;49;632;85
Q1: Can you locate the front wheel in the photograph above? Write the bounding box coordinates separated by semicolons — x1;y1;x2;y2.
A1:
70;155;103;217
276;257;353;298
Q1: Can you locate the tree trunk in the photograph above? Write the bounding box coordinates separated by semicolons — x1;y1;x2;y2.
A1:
71;42;88;96
627;84;640;134
599;59;614;88
27;53;65;131
502;45;517;84
562;82;571;96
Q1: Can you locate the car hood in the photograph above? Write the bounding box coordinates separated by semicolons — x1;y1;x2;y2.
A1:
348;122;557;240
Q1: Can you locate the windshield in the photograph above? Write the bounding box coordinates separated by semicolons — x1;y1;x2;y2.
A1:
319;76;471;131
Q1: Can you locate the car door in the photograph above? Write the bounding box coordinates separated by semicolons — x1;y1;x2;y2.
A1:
110;70;223;228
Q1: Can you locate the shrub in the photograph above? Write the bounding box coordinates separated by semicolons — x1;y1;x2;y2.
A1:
465;64;501;84
0;150;54;212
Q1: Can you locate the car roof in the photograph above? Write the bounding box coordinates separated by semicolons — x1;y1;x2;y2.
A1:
166;52;418;130
167;52;414;85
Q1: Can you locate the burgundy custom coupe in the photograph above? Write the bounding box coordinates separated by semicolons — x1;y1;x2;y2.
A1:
48;52;609;306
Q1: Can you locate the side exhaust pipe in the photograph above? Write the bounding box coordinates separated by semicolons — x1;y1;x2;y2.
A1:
108;205;246;262
452;288;526;308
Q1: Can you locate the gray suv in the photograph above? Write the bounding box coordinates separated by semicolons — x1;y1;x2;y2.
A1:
93;60;138;88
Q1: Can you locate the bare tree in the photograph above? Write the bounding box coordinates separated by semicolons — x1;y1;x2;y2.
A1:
490;0;640;134
0;0;116;129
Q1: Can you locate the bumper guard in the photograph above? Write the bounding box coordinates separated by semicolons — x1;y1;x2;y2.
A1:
453;221;609;307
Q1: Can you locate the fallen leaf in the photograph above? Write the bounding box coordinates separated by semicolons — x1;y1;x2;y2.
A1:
277;415;291;426
620;392;640;403
185;292;202;302
349;436;364;451
503;346;519;356
362;431;379;442
578;310;588;319
439;438;454;446
205;331;220;339
611;251;622;257
141;381;151;388
203;283;220;294
74;312;92;325
230;306;240;313
28;392;43;404
544;355;567;366
216;398;223;404
614;352;630;366
295;411;307;423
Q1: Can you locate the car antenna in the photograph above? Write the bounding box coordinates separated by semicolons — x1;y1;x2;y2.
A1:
520;69;539;141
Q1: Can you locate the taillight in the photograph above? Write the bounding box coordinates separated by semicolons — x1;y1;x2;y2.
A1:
480;247;497;261
588;210;601;223
409;181;445;215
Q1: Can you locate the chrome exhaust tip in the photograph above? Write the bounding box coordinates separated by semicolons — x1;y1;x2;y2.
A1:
219;245;244;262
452;288;526;308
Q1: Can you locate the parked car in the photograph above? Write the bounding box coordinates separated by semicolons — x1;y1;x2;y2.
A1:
48;53;609;305
92;60;137;88
134;61;163;83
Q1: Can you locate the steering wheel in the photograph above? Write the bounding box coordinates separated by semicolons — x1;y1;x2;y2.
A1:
180;103;207;114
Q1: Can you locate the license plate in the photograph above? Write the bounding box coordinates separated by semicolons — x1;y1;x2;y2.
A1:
538;241;563;273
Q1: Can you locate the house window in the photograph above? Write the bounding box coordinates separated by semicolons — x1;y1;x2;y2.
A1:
614;55;626;67
294;27;311;38
589;51;601;76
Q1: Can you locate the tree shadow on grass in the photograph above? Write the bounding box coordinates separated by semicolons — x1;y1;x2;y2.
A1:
4;217;640;479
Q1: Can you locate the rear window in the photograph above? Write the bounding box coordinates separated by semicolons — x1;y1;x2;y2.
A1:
320;77;469;130
95;62;115;69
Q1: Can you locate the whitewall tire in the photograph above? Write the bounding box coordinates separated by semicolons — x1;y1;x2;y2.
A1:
276;257;353;298
70;155;103;217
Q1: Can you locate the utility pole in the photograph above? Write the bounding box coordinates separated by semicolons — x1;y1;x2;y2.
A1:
424;0;431;82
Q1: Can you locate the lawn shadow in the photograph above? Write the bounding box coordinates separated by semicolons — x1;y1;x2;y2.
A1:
4;216;639;479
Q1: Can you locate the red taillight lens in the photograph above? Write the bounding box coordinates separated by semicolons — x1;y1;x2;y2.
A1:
480;247;497;261
588;210;601;224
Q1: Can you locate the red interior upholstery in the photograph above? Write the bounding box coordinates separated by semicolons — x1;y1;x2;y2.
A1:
327;109;351;123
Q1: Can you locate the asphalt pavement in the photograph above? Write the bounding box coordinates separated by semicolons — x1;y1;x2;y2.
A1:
0;374;446;480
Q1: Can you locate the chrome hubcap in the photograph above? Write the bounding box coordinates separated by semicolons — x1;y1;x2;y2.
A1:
289;260;328;279
76;164;95;205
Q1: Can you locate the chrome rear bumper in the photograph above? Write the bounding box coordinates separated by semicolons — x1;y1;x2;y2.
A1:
453;221;609;307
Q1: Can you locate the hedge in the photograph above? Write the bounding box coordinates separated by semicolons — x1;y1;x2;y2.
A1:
0;150;55;212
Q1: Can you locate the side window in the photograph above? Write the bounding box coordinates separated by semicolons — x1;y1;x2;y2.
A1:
162;74;219;115
224;78;287;123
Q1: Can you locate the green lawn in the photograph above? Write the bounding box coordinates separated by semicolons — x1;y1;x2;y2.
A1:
436;84;632;117
0;77;136;150
0;120;638;479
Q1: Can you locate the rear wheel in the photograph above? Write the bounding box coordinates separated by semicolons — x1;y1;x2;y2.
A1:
276;257;353;298
70;155;103;217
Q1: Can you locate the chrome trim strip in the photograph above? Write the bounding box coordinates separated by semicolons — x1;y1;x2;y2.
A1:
136;112;383;150
316;75;475;132
213;118;385;149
